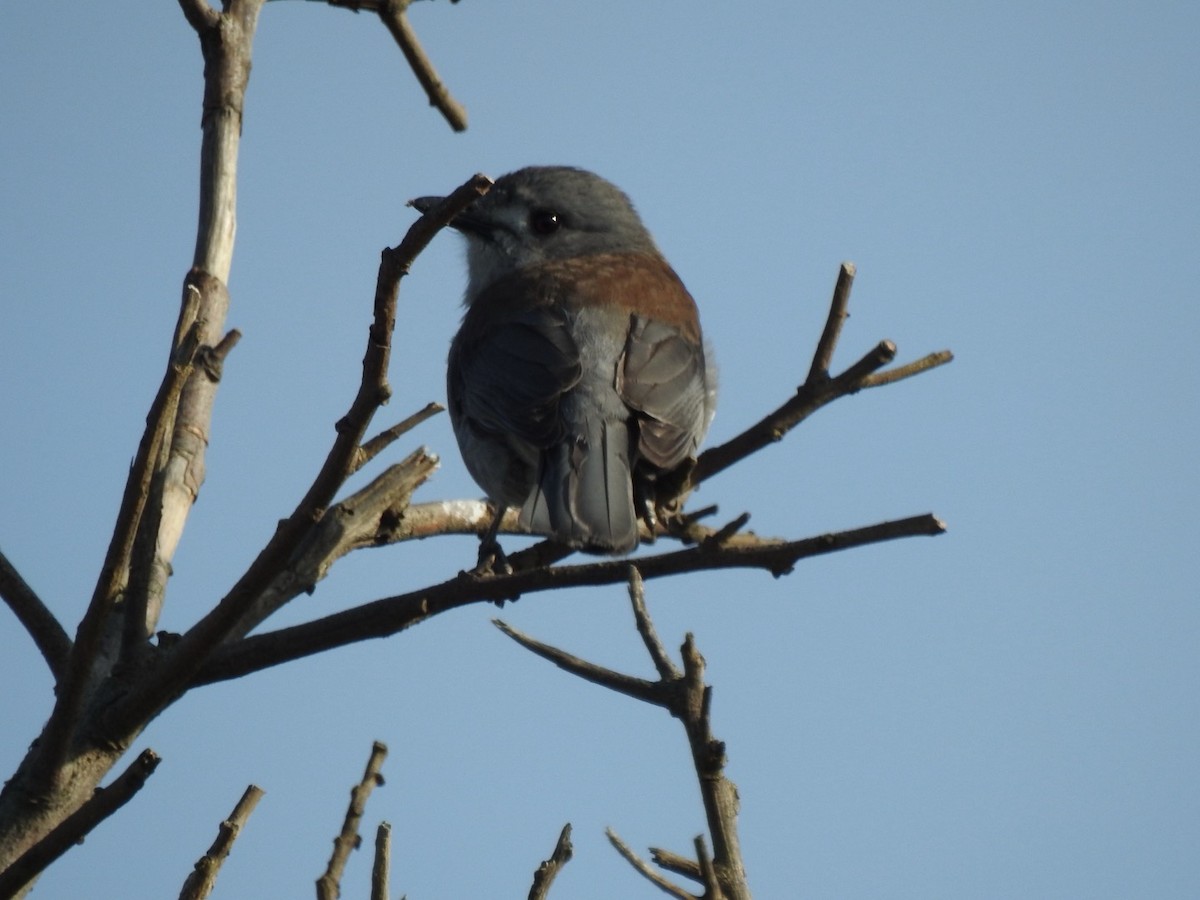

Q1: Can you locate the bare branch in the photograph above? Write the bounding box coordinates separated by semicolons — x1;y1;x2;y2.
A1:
649;846;702;882
317;741;389;900
371;822;391;900
494;620;663;705
0;547;71;682
527;823;573;900
693;260;953;486
178;784;265;900
378;0;468;131
176;0;219;32
694;834;721;900
354;401;444;474
807;261;855;382
861;349;954;388
193;512;945;686
226;448;440;641
605;828;696;900
627;567;678;681
35;307;203;784
107;175;491;738
125;272;235;655
0;750;161;898
502;585;751;897
324;0;468;130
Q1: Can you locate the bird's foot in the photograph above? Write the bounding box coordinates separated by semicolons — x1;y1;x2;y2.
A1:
472;536;513;577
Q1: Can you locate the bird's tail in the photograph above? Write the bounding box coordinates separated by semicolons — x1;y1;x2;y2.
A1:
520;416;639;554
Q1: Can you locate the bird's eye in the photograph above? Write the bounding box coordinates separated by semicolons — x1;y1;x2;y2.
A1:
530;208;561;236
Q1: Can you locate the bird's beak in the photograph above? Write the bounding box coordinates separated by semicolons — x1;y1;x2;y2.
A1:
409;194;493;238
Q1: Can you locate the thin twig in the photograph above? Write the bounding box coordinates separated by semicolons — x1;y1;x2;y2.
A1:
378;0;468;131
0;547;71;682
605;828;696;900
860;349;955;388
693;260;953;486
527;823;573;900
627;567;678;681
317;741;389;900
178;784;265;900
494;620;663;705
354;401;444;474
0;750;161;898
324;0;469;130
807;261;855;382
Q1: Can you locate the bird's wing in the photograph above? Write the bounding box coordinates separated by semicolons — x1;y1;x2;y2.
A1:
450;305;582;448
617;315;709;470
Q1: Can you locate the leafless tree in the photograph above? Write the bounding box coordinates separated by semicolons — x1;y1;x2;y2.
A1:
0;1;950;896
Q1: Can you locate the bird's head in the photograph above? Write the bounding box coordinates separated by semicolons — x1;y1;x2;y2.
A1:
412;166;660;297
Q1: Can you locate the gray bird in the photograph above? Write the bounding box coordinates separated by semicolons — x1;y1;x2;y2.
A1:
413;166;715;563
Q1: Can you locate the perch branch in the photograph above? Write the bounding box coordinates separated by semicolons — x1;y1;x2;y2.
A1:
317;741;388;900
191;513;945;686
178;784;264;900
0;547;71;682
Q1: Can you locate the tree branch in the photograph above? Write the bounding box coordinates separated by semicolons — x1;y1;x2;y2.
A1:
0;750;161;898
378;0;468;131
34;309;202;785
605;828;696;900
124;272;235;657
527;823;573;900
106;175;491;739
807;261;855;382
317;741;388;900
692;261;953;485
0;547;71;682
225;447;440;642
494;619;663;706
505;573;751;898
178;784;264;900
354;400;444;474
191;513;946;686
323;0;468;131
370;822;391;900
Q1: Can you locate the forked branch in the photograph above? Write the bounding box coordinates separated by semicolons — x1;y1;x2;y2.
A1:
317;741;389;900
496;568;751;899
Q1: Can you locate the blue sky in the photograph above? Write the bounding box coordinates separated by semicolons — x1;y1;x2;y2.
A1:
1;2;1197;897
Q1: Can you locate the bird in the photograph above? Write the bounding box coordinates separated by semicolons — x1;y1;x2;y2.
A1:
412;166;715;566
